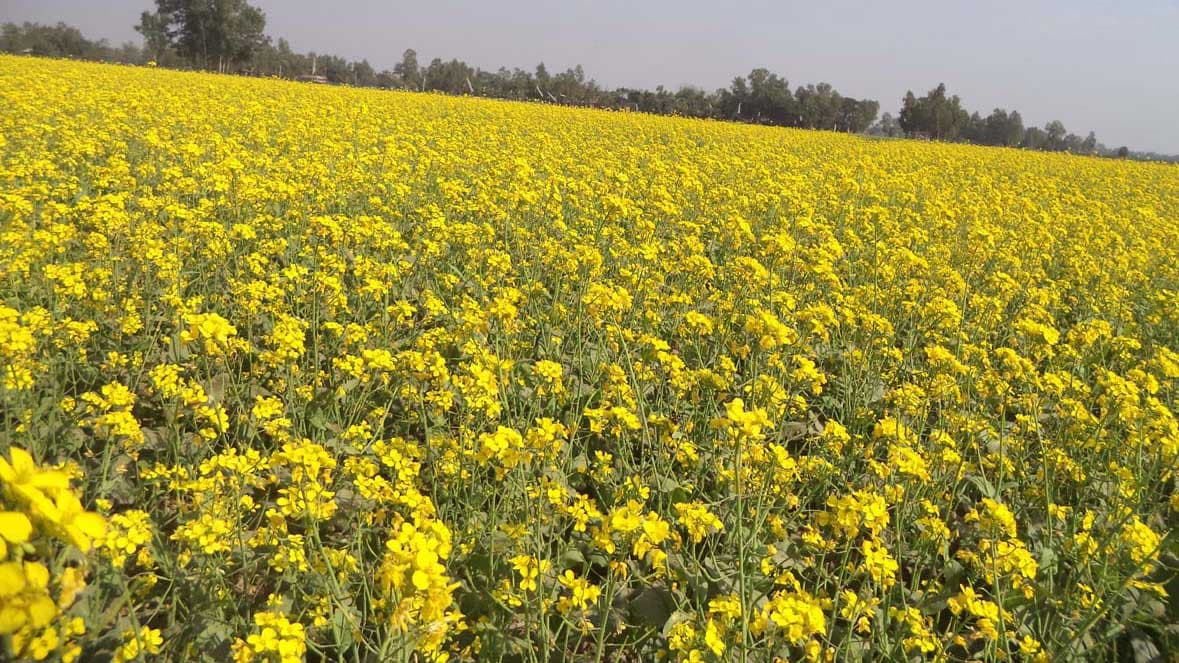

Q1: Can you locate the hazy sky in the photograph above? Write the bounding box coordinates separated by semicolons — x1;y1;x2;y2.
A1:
4;0;1178;153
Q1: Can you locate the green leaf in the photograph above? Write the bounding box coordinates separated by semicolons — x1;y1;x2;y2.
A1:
192;620;233;662
941;559;966;589
206;372;231;404
630;585;676;628
965;475;998;500
331;608;356;651
1035;545;1058;574
560;547;586;570
655;476;680;494
1128;629;1161;663
309;410;330;431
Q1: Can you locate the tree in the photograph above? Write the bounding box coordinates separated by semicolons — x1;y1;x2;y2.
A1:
219;0;267;70
975;109;1024;146
899;84;969;140
138;0;267;71
746;68;792;124
1022;126;1047;150
671;86;714;118
1116;146;1130;158
263;37;316;77
718;76;751;120
898;92;924;136
796;83;842;129
1044;120;1067;151
352;59;376;87
962;111;985;143
534;62;553;99
375;69;397;89
135;11;171;62
1003;111;1025;146
424;58;475;94
1081;131;1097;154
871;112;903;138
315;54;350;83
2;21;145;63
2;21;90;58
551;65;593;103
394;48;422;90
837;97;878;133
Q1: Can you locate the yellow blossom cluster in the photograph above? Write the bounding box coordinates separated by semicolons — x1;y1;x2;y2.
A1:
1;54;1177;661
0;448;105;662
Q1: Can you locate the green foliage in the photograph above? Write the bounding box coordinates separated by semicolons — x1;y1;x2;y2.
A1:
137;0;268;71
0;21;145;63
899;83;971;140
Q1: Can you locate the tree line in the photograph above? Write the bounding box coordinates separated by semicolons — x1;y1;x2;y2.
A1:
1;21;146;65
2;2;1174;161
883;83;1114;157
126;1;884;133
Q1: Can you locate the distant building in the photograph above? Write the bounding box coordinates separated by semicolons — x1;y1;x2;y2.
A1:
295;74;329;84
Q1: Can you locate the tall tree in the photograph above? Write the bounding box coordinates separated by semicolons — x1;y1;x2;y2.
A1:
1044;120;1067;151
796;83;843;130
871;112;903;138
719;76;751;120
139;0;267;71
394;48;422;90
898;91;923;136
1022;126;1048;150
847;98;880;133
747;68;792;124
977;109;1022;146
352;59;376;87
219;0;266;70
1002;110;1025;146
1081;131;1097;154
134;11;171;62
962;112;986;143
899;83;969;140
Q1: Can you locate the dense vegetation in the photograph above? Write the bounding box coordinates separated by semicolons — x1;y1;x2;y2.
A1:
2;55;1178;662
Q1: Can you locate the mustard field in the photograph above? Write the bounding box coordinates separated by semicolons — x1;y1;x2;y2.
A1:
1;55;1178;662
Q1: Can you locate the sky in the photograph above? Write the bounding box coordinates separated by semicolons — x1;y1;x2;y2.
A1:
4;0;1178;154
